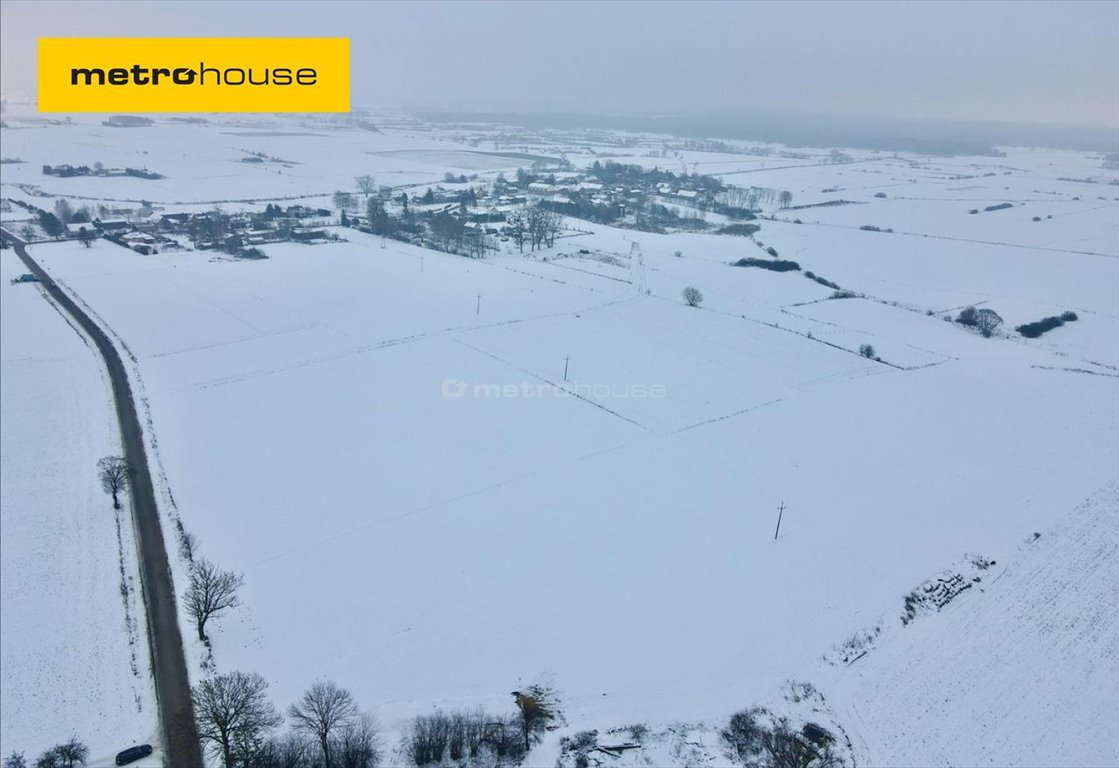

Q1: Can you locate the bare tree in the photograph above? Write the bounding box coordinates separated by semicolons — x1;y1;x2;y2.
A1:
759;718;842;768
859;343;875;358
257;732;311;768
974;308;1003;338
3;752;27;768
505;208;527;253
33;750;62;768
53;199;74;225
97;456;129;509
779;190;793;209
53;739;87;768
333;712;381;768
35;739;86;768
332;191;356;213
289;681;359;768
193;671;282;768
682;286;704;307
519;204;561;252
184;558;244;643
512;686;557;751
354;175;376;199
19;223;35;242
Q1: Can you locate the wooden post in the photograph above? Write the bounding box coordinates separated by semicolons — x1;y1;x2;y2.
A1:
774;502;785;541
563;355;570;381
476;293;481;315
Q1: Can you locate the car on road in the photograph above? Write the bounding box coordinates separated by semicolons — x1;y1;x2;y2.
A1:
115;744;153;765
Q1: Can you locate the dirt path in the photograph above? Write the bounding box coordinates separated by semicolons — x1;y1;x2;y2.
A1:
2;234;204;767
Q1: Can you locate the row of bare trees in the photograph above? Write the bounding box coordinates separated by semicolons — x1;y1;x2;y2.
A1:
194;675;379;768
97;456;245;649
505;205;562;253
3;738;88;768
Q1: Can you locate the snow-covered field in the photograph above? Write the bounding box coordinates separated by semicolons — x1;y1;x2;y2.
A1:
1;110;1116;766
0;250;158;763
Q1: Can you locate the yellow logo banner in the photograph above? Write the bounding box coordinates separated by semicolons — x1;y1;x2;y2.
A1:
38;37;350;113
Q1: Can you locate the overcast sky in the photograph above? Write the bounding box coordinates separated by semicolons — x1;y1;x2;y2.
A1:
2;0;1116;127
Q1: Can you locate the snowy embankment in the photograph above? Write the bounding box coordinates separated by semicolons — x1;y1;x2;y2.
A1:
824;482;1119;767
0;249;157;764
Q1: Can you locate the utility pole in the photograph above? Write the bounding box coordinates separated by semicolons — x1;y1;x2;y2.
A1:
476;293;481;315
774;502;785;541
563;355;570;381
420;256;424;272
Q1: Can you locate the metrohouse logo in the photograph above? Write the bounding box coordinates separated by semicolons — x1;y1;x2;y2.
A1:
39;38;349;113
69;64;320;87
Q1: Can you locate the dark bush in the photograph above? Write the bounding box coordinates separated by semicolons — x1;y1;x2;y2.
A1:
766;246;779;257
1017;311;1078;338
984;202;1013;212
559;730;598;754
626;724;649;743
720;708;767;765
831;289;858;299
717;223;761;237
874;192;887;198
956;306;978;326
732;257;801;272
804;271;840;290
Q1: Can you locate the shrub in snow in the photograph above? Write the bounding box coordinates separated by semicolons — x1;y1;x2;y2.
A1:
733;257;801;272
1017;311;1076;338
682;286;704;307
804;271;841;290
974;308;1003;337
558;729;599;764
956;306;978;327
720;707;768;765
625;724;649;743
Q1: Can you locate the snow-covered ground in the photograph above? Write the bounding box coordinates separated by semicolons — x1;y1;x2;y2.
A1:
824;481;1119;768
0;250;158;763
1;112;1116;766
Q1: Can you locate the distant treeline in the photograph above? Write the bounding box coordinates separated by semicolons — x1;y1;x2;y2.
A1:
413;111;1119;155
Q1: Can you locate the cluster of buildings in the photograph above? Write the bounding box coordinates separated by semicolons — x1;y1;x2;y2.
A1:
45;204;333;255
42;164;164;180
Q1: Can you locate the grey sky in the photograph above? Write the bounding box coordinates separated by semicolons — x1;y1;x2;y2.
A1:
2;0;1116;127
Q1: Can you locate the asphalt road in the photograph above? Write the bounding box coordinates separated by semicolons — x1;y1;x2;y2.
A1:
3;234;204;767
